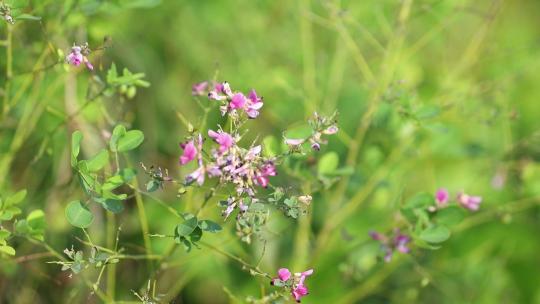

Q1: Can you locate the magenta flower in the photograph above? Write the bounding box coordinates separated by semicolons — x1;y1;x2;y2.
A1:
246;89;264;118
208;129;235;153
277;268;291;282
66;44;93;70
370;230;411;262
185;134;206;185
322;125;339;135
230;93;246;110
66;46;83;66
457;192;482;211
254;163;276;188
394;234;410;254
435;188;449;207
271;268;313;303
192;81;208;96
179;140;197;165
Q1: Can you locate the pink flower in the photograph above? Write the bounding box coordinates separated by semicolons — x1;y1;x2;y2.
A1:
278;268;291;281
208;129;234;153
246;89;264;118
292;269;313;302
192;81;208;96
394;234;410;254
285;138;305;146
255;163;276;188
435;188;449;207
186;166;205;186
292;285;309;302
179;140;197;165
457;192;482;211
66;46;83;66
66;45;93;70
230;93;246;110
322;125;339;135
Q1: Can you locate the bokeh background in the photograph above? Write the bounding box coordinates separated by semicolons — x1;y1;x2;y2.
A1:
1;0;540;303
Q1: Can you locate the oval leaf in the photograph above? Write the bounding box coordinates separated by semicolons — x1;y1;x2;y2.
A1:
318;152;339;175
198;220;222;233
117;130;144;152
71;131;83;167
419;225;450;244
65;201;94;228
176;216;198;237
86;149;109;172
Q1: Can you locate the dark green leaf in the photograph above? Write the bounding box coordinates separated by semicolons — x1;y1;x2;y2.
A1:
198;220;222;233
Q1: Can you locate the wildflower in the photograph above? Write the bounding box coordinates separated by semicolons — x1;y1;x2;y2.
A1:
246;89;264;118
370;230;411;262
322;125;339;135
457;192;482;211
435;188;449;207
191;81;208;96
230;93;246;110
271;268;313;303
185;134;205;185
66;43;93;70
284;138;305;146
179;140;197;165
208;129;234;153
254;162;276;188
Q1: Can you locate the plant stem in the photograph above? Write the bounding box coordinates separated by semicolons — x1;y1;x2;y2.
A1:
106;212;116;299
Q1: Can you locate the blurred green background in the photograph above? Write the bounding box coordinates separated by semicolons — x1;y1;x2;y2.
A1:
1;0;540;303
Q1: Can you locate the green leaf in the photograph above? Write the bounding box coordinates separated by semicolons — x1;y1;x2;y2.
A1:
318;152;339;175
15;13;42;21
404;192;434;209
146;180;160;192
71;131;83;167
176;215;198;237
86;149;109;172
109;125;126;152
435;206;465;226
5;189;27;206
190;227;203;243
263;136;279;157
123;0;162;8
27;210;46;230
0;245;16;256
198;220;222;233
419;225;451;243
65;201;94;228
94;198;124;213
117;130;144;152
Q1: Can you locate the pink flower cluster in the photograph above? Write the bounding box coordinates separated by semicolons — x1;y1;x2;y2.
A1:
369;230;411;262
432;188;482;211
192;81;263;119
66;43;93;70
271;268;313;302
179;129;277;217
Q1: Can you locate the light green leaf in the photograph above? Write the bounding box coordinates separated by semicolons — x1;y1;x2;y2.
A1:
71;131;83;167
419;225;451;244
0;245;15;256
65;201;94;228
86;149;109;172
117;130;144;152
110;125;126;152
5;189;27;206
404;192;434;209
436;206;465;226
318;152;339;175
15;14;42;21
176;215;198;237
